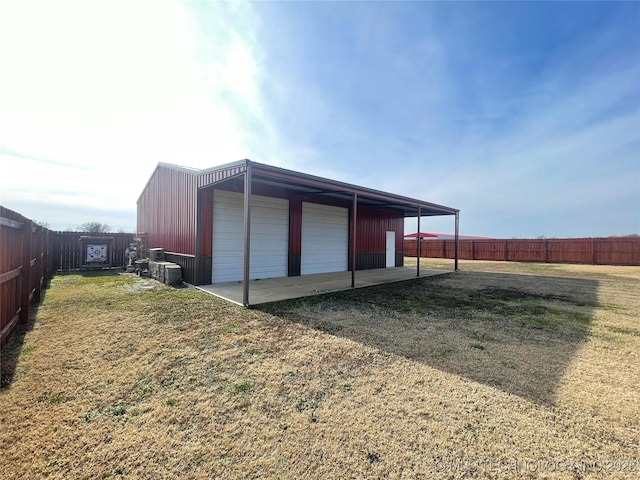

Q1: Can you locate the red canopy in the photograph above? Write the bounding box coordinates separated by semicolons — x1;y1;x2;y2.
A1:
404;232;438;239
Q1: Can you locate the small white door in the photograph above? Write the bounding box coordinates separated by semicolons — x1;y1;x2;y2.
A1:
386;231;395;268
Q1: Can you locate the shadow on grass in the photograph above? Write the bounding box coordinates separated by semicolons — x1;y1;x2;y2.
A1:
259;271;599;406
0;294;46;391
1;270;125;390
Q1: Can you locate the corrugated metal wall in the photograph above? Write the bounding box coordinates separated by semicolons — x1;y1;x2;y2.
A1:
137;166;198;255
137;163;247;258
353;207;404;270
137;163;248;255
199;187;213;257
356;207;404;252
198;165;246;188
288;197;303;276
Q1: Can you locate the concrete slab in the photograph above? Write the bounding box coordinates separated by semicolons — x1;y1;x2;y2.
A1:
196;267;451;306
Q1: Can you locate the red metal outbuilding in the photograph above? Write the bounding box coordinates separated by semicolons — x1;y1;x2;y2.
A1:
137;160;459;305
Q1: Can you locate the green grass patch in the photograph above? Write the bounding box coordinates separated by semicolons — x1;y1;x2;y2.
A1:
233;382;252;394
20;346;36;358
218;323;238;334
44;394;66;405
105;400;128;416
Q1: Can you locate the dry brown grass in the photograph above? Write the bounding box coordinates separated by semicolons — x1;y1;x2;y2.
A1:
1;260;638;479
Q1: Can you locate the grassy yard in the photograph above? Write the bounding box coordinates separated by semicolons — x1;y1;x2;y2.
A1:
1;260;638;479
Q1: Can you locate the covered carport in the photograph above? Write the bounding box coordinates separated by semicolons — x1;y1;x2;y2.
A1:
194;160;460;306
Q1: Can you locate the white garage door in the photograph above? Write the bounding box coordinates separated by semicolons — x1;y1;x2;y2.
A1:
212;190;289;283
301;202;348;275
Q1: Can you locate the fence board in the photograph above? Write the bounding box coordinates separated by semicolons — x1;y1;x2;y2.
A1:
1;208;46;349
1;208;24;348
2;206;136;349
405;237;640;266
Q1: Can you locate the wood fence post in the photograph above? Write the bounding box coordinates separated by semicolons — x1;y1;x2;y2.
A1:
592;237;597;265
19;219;32;325
43;229;52;287
33;225;42;303
544;239;548;263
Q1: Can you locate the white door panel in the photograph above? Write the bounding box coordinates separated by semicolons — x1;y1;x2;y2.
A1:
386;231;395;268
212;190;289;283
301;202;348;275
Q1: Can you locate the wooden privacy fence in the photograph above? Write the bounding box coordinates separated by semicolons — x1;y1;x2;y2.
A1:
52;231;134;270
1;207;53;349
405;237;640;266
1;206;136;349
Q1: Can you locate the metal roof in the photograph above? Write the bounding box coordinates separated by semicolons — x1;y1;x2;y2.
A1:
160;159;458;218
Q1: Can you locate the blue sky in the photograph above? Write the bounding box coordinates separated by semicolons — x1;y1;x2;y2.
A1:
1;0;638;237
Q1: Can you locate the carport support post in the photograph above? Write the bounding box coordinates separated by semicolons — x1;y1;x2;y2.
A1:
242;163;252;307
351;193;357;288
416;207;421;277
454;211;459;272
194;188;202;285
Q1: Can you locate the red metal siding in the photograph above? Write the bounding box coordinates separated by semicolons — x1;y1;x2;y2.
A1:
137;166;198;255
289;197;303;256
138;164;248;256
356;207;404;253
199;187;213;257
